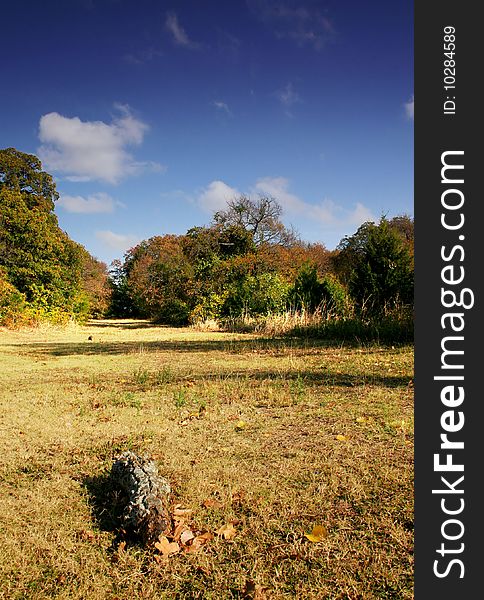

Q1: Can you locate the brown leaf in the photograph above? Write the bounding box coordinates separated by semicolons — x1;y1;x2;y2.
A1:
216;523;237;540
155;535;180;556
202;498;223;509
173;521;188;541
180;529;196;545
185;531;214;553
173;505;193;517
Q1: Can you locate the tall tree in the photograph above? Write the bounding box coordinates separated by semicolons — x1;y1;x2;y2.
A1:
213;195;298;247
336;217;414;315
0;148;109;318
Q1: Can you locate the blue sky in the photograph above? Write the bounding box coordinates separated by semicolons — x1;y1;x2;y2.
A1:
0;0;413;266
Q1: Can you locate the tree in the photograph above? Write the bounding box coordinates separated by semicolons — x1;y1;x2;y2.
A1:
336;217;414;316
78;248;111;317
123;235;195;324
0;147;58;212
0;147;109;321
213;195;298;247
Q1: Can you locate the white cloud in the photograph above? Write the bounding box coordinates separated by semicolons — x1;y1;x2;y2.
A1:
95;230;140;252
38;106;162;184
165;12;199;48
198;180;239;212
405;95;414;120
253;176;375;228
57;192;119;214
196;176;375;238
212;101;232;116
275;82;301;116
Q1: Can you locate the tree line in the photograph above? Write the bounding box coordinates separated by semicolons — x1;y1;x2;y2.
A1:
1;148;413;331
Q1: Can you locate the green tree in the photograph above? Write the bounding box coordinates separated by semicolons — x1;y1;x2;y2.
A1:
0;147;108;321
336;218;414;316
0;147;58;212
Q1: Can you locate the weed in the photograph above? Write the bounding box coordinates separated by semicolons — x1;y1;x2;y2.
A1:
173;388;187;408
133;367;150;386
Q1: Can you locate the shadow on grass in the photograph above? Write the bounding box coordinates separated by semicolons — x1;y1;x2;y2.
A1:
82;472;128;548
9;335;410;359
87;319;157;330
188;369;413;389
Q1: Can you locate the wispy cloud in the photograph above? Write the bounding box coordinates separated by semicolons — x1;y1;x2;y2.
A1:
274;82;301;116
123;47;163;65
38;105;163;184
252;176;375;228
404;95;414;120
212;101;233;116
196;175;375;239
165;12;199;49
95;230;140;252
247;0;335;50
57;192;122;214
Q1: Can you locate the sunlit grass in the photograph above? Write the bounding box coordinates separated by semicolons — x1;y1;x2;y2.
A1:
0;319;413;599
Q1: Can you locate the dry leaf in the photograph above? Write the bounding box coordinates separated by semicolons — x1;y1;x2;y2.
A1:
216;523;237;540
180;529;196;545
185;531;213;553
155;535;180;556
304;524;328;542
202;498;223;509
356;416;367;423
173;505;193;517
173;521;188;541
335;434;347;441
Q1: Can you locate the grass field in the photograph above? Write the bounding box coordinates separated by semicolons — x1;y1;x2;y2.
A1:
0;319;414;599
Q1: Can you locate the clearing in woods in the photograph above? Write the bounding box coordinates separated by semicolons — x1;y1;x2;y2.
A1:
0;319;414;599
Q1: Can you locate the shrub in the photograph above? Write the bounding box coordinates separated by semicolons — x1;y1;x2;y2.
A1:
0;272;27;327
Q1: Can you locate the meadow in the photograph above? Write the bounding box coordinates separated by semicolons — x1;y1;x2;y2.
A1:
0;320;414;599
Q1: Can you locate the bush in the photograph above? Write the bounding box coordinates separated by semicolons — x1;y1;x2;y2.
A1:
222;273;290;317
0;272;27;327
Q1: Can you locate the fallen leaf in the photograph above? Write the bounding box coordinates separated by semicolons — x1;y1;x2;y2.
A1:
173;505;193;517
155;535;180;556
356;417;367;423
216;523;237;540
184;531;214;553
304;524;328;542
202;499;224;509
180;529;195;545
173;521;188;541
335;434;347;441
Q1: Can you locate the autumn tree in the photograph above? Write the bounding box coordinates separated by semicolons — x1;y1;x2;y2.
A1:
123;235;194;324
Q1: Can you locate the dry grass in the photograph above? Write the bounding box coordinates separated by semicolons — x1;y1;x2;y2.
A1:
0;319;413;599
